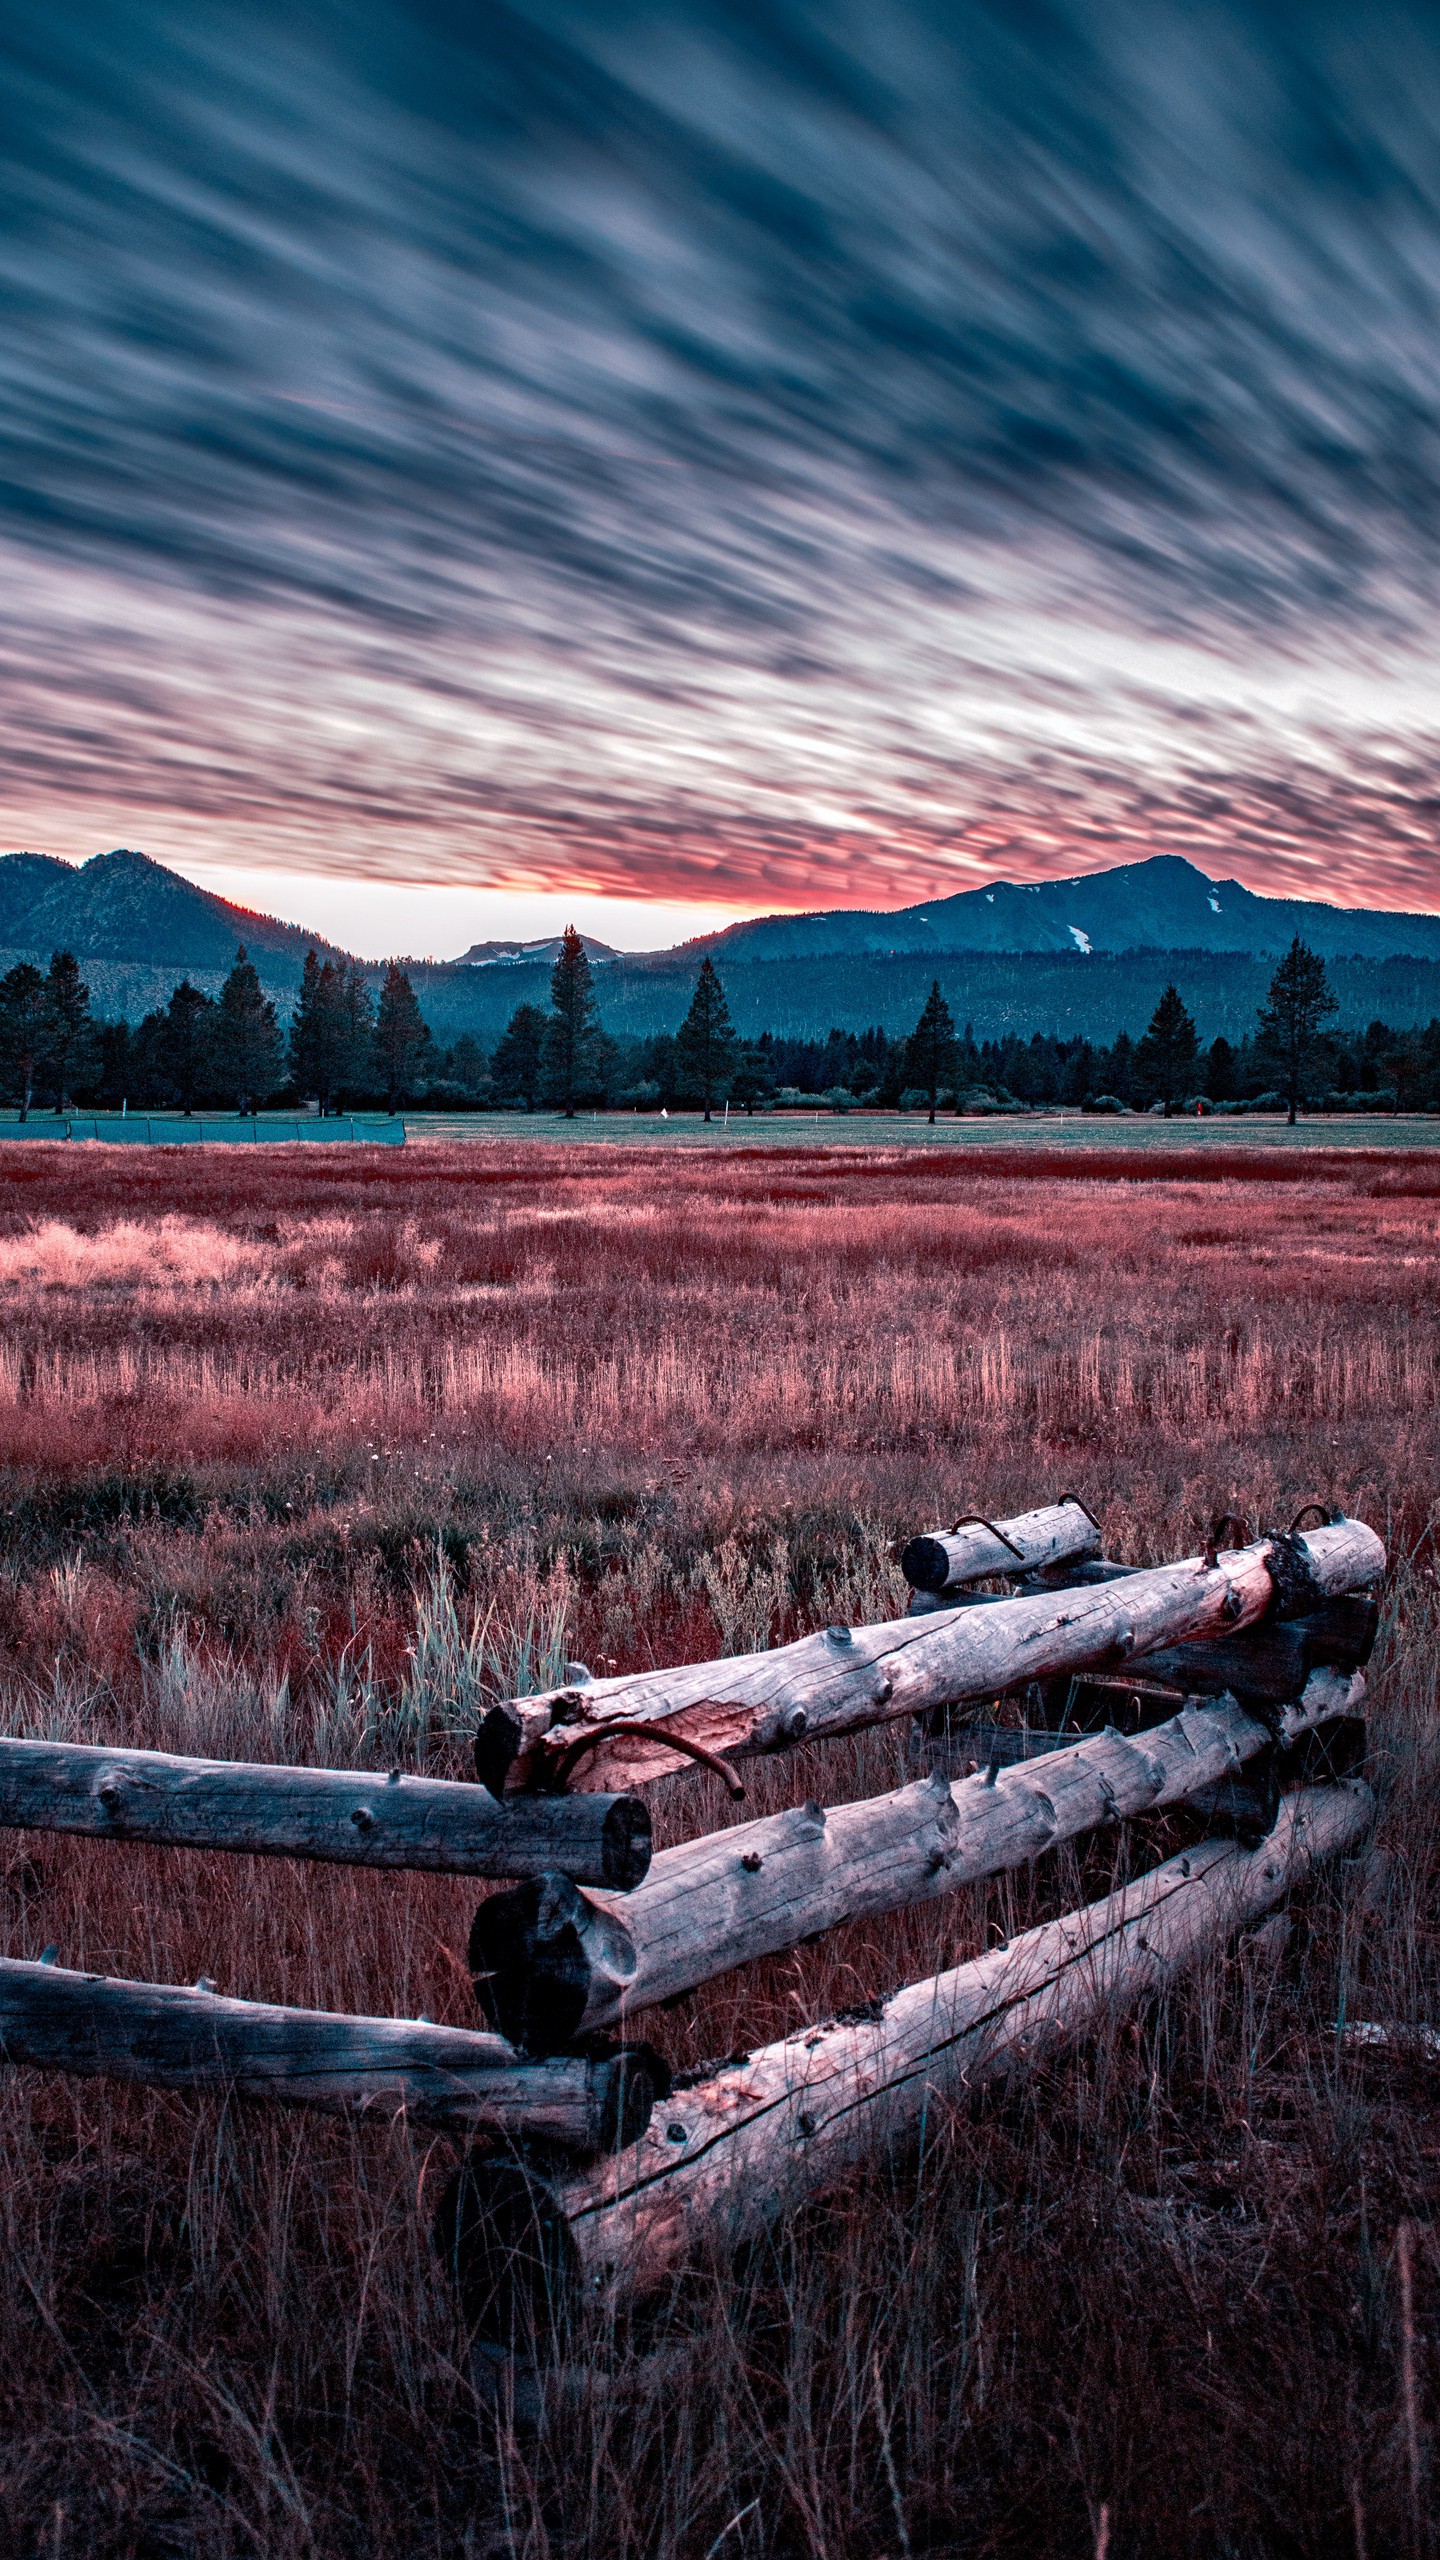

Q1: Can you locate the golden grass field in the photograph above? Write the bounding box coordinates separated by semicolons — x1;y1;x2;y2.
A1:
0;1135;1437;2557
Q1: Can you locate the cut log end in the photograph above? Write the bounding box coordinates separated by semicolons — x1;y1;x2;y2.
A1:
899;1534;951;1593
435;2151;581;2349
590;2044;668;2152
599;1795;653;1891
474;1706;525;1797
471;1874;599;2050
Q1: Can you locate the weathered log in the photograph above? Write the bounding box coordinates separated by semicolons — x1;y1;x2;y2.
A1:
494;1519;1385;1793
914;1668;1367;1782
445;1781;1371;2330
0;1736;650;1887
1088;1594;1379;1706
470;1677;1359;2046
900;1500;1101;1593
0;1955;659;2149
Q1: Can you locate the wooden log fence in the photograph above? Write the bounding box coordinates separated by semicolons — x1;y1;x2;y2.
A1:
0;1735;651;1887
486;1518;1385;1793
898;1498;1101;1593
470;1673;1363;2046
0;1956;660;2148
0;1493;1386;2331
444;1779;1373;2330
1072;1594;1377;1708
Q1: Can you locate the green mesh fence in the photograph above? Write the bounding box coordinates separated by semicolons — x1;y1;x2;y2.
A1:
0;1118;407;1146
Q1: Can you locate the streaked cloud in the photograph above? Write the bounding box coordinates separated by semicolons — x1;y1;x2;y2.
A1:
4;0;1440;922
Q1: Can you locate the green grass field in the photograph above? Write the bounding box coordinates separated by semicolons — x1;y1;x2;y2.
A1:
4;1105;1438;1151
405;1106;1440;1150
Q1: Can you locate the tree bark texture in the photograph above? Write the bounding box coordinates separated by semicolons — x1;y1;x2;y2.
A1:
495;1520;1384;1793
454;1780;1370;2322
470;1678;1361;2046
0;1736;650;1886
0;1956;658;2149
900;1499;1101;1593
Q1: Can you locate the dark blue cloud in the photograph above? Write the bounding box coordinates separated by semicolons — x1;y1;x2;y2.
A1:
3;0;1440;909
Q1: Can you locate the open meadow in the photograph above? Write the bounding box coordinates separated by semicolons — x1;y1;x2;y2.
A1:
0;1135;1438;2557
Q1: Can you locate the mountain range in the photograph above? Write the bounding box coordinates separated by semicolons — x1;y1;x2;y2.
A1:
689;855;1440;964
4;846;1440;1043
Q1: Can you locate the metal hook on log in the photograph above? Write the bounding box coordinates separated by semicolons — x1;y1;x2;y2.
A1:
1055;1491;1103;1535
946;1511;1025;1556
1203;1513;1250;1569
546;1722;746;1800
1289;1500;1343;1534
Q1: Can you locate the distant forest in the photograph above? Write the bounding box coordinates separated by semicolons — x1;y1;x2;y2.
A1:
405;943;1440;1049
4;935;1440;1118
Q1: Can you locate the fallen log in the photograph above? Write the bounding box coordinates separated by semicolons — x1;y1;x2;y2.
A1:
488;1519;1384;1794
470;1677;1357;2046
0;1956;659;2150
899;1499;1101;1593
0;1736;650;1887
445;1780;1372;2330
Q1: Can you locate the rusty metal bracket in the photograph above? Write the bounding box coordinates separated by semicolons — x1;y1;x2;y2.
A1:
946;1511;1025;1558
1056;1491;1104;1534
1288;1500;1343;1534
1202;1513;1250;1569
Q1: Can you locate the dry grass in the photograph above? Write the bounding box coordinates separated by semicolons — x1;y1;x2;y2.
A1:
0;1138;1437;2556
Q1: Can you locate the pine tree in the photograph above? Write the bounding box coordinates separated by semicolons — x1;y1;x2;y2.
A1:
1256;938;1337;1125
373;963;432;1110
673;958;739;1120
288;950;352;1113
159;980;216;1116
41;951;95;1113
539;926;600;1117
340;963;375;1104
449;1034;491;1102
728;1041;772;1112
0;961;48;1121
1205;1035;1236;1102
492;1004;546;1110
214;947;282;1115
1134;984;1199;1112
97;1020;132;1110
903;981;958;1124
289;951;326;1107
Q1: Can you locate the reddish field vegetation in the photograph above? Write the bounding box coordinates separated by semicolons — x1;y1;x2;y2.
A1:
0;1138;1438;2557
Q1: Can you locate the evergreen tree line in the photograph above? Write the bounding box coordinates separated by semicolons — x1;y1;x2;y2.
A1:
484;931;1440;1124
0;948;487;1119
4;927;1439;1122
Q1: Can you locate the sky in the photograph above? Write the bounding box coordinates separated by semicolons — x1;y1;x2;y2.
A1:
5;2;1440;958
